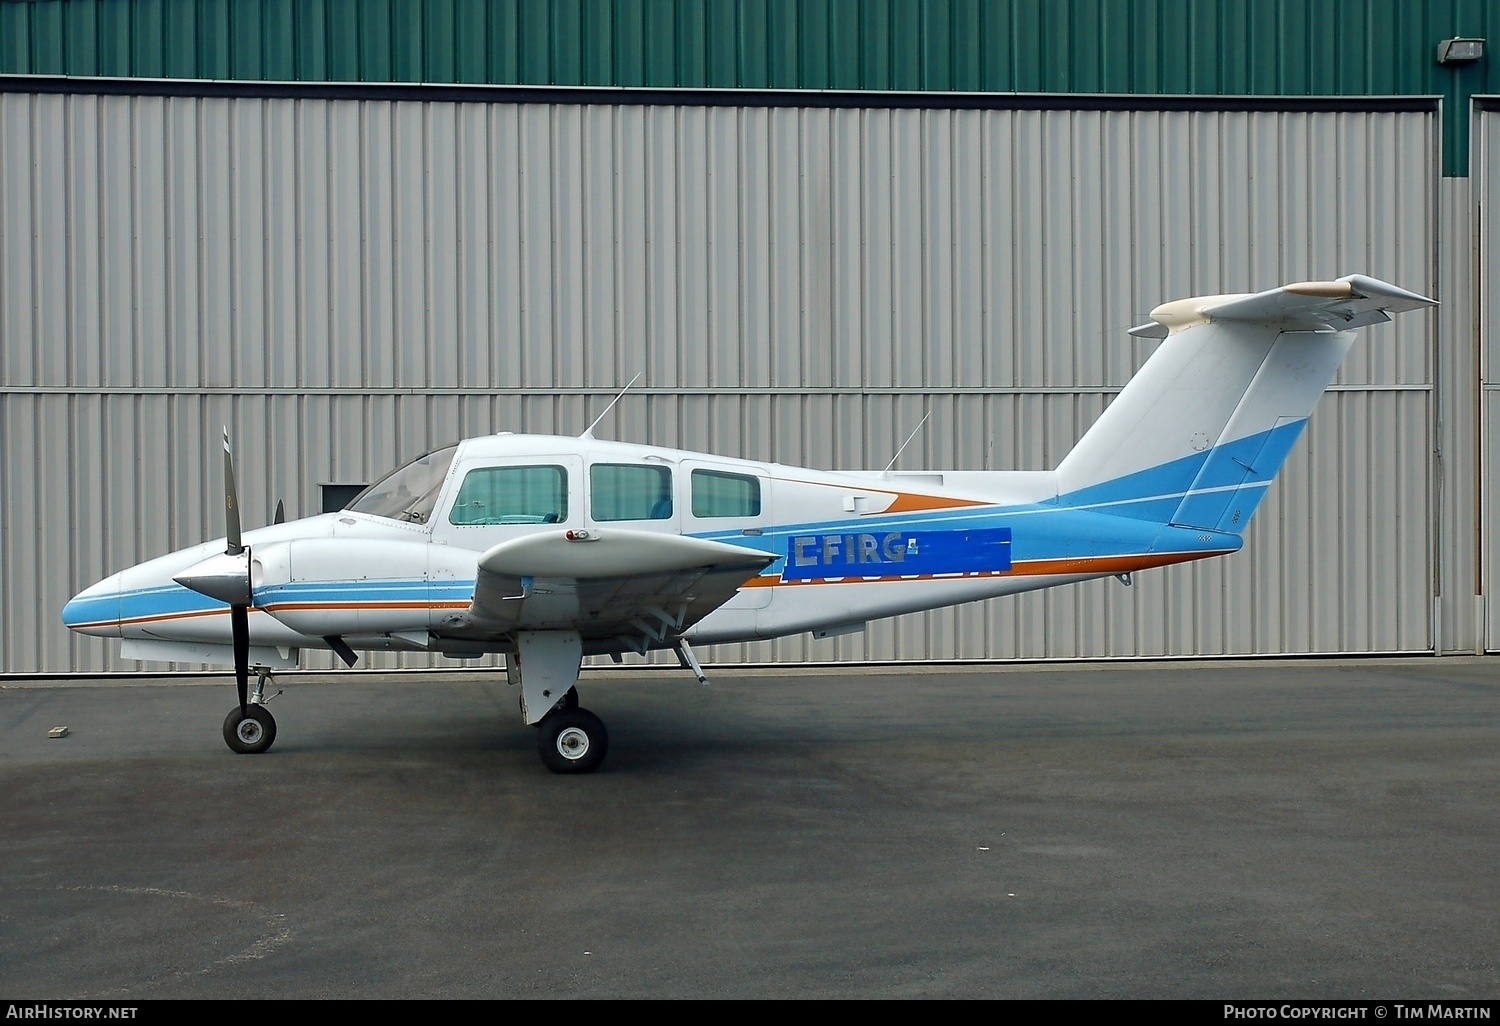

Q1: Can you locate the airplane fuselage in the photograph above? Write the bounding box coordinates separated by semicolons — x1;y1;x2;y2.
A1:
62;431;1240;663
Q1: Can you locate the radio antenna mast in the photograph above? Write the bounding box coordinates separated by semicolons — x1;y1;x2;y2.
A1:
580;373;642;440
883;412;930;474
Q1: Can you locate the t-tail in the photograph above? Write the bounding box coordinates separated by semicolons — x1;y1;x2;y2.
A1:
1053;275;1434;535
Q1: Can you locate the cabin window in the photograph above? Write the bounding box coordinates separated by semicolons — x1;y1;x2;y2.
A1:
590;463;673;522
345;445;458;523
691;469;761;518
448;465;568;525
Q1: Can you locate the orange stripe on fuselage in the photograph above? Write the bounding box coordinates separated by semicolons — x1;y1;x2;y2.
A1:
1007;550;1226;575
880;492;990;513
116;607;242;627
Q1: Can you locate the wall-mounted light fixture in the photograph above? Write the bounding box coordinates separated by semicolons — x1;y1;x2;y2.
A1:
1436;37;1485;64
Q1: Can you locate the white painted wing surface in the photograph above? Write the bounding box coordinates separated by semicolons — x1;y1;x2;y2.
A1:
459;528;776;645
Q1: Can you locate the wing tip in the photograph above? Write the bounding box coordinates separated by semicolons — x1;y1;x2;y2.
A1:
1337;273;1437;308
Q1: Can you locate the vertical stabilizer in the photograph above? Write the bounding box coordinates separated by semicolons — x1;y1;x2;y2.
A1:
1053;275;1433;534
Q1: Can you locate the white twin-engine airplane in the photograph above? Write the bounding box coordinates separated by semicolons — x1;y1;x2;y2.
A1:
64;275;1434;773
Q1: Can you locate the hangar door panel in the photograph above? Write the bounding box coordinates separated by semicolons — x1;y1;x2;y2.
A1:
0;90;1441;671
1479;106;1500;652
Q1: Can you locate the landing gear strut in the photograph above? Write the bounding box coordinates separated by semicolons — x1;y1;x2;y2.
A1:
223;668;280;755
511;631;609;774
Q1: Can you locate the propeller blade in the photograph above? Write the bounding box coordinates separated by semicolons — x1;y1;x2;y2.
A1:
323;635;359;668
217;429;254;716
222;426;243;555
273;499;285;525
230;603;250;716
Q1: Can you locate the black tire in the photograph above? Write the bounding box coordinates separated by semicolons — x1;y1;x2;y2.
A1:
536;708;608;774
223;704;277;754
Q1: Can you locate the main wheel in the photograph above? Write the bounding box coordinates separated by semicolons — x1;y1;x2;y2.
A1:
536;708;608;774
223;704;277;754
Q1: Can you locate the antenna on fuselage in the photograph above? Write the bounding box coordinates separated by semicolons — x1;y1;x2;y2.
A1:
883;412;931;475
580;373;642;440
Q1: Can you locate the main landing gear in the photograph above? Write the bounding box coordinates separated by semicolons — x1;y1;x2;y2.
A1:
510;631;612;774
222;669;280;755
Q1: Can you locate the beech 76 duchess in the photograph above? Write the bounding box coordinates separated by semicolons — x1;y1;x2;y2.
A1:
64;275;1433;773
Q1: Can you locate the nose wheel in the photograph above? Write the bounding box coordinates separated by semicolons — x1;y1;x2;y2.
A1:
223;704;277;754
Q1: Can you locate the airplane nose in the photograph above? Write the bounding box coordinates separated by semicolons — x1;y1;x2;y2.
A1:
62;574;123;638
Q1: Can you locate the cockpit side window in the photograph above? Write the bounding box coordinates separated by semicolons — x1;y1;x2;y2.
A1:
590;463;673;522
691;469;761;518
448;465;569;525
345;444;458;524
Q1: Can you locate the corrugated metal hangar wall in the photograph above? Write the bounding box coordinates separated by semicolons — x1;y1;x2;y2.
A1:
0;86;1450;672
1476;103;1500;654
0;0;1492;674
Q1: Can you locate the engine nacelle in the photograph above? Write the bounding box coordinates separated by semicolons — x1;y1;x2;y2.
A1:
252;538;477;637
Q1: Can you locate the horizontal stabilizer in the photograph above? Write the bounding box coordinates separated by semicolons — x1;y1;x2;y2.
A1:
1129;274;1434;338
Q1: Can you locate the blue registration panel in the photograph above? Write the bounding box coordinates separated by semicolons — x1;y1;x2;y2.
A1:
781;527;1012;581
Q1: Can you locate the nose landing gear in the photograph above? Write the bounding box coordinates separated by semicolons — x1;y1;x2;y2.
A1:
222;669;280;755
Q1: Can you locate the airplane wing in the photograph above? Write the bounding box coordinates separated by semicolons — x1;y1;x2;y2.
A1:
446;529;776;651
1128;274;1434;337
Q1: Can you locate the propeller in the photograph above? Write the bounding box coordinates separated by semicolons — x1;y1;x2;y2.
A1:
223;428;250;716
173;427;254;716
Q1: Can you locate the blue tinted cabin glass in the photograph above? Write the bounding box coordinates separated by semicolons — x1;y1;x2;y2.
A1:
590;463;672;521
448;465;569;525
691;469;760;518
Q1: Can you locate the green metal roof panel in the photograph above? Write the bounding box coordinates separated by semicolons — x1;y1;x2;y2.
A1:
1;0;1495;173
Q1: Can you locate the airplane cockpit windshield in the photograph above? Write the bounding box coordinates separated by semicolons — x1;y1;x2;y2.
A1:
345;444;459;524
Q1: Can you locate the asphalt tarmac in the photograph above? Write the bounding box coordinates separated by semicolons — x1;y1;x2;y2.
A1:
1;658;1496;999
